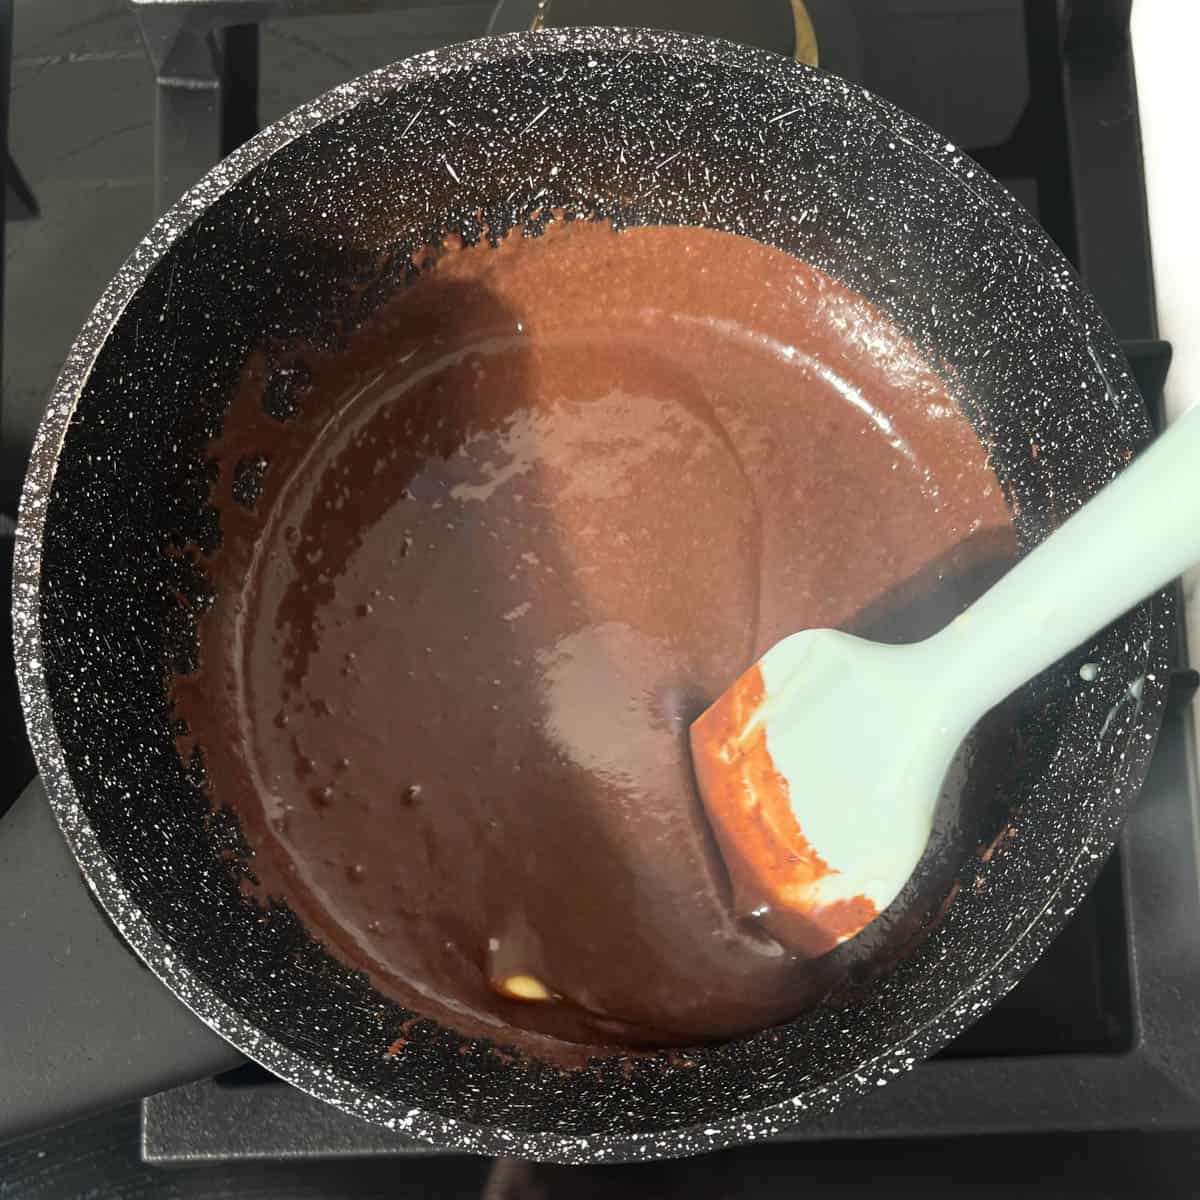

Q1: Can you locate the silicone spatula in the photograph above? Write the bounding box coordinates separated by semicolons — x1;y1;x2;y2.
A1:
690;404;1200;956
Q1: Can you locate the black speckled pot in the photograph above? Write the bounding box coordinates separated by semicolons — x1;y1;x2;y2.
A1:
13;29;1170;1163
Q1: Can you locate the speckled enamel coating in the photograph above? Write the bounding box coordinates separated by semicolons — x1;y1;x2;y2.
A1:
12;29;1170;1163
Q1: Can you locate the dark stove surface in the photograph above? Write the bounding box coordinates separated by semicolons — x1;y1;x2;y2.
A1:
3;0;1200;1195
11;1107;1200;1200
9;1104;1200;1199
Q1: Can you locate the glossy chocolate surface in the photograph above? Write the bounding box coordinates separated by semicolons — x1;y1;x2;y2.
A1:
175;221;1014;1058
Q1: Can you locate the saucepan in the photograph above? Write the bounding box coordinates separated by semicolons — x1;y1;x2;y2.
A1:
12;28;1168;1161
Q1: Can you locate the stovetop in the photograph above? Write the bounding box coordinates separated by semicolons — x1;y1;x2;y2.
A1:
3;0;1200;1194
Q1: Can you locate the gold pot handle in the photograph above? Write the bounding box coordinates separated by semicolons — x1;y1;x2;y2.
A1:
791;1;819;66
524;2;820;69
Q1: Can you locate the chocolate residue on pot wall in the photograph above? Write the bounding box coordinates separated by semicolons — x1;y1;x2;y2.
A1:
171;220;1017;1063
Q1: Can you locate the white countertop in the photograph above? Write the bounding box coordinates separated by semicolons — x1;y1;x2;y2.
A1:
1132;3;1200;426
1132;1;1199;702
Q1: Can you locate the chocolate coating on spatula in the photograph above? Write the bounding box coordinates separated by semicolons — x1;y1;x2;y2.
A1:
173;220;1014;1060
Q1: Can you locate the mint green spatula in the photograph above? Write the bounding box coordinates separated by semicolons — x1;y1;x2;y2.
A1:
691;403;1200;956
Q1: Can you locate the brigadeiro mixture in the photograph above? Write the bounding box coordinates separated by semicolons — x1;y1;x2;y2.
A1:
172;219;1015;1062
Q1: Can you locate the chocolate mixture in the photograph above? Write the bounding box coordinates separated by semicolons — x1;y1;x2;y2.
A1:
173;221;1015;1060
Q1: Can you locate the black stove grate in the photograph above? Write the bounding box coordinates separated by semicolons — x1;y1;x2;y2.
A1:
3;0;1199;1179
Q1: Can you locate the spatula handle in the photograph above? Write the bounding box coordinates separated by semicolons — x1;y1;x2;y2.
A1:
930;403;1200;718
